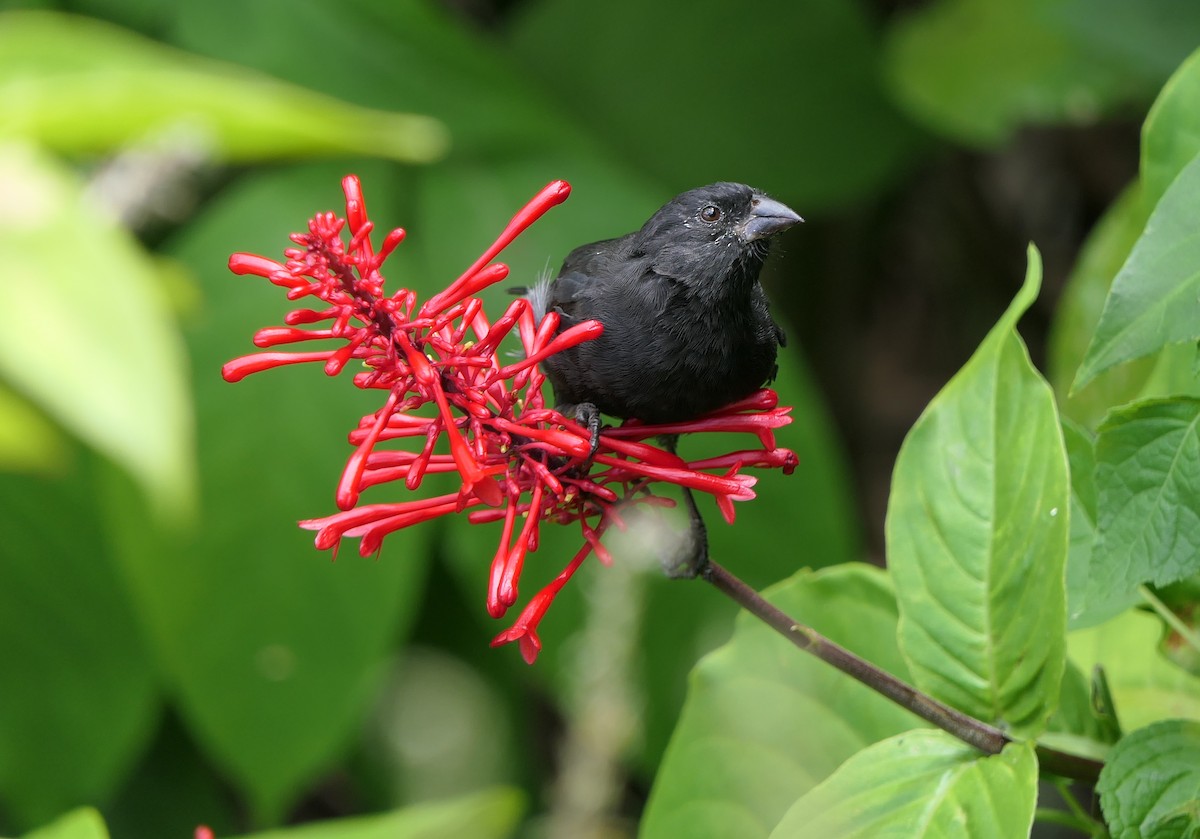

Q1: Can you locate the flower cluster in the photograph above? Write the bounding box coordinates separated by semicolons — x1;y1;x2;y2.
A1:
223;176;797;663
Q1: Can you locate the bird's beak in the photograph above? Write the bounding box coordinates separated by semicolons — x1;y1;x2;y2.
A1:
739;195;804;242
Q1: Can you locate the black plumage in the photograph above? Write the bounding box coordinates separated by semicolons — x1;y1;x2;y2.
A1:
528;182;801;426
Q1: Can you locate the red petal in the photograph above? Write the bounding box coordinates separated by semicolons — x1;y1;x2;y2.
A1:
228;253;285;277
221;351;335;382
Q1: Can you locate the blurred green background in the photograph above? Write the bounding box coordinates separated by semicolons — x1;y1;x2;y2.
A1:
0;0;1197;836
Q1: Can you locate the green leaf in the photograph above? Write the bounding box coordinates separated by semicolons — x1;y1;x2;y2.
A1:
1073;151;1200;391
0;381;63;474
0;467;158;830
1053;48;1200;424
1069;610;1200;733
1142;46;1200;209
1063;419;1097;627
507;0;922;209
1048;184;1158;429
20;809;110;839
885;0;1153;145
768;731;1037;839
0;10;447;163
1082;398;1200;625
111;162;430;822
640;564;921;839
0;141;194;516
1098;720;1200;839
228;787;524;839
886;245;1069;735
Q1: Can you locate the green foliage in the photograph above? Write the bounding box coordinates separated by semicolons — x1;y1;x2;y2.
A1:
769;732;1037;839
887;248;1068;735
4;1;1200;837
1142;47;1200;209
0;11;447;163
1097;720;1200;838
508;0;922;210
1072;153;1200;392
1048;185;1156;430
1082;399;1200;623
0;471;156;828
226;787;525;839
1069;610;1200;735
640;565;920;839
16;789;524;839
0;142;193;516
884;0;1189;145
21;809;110;839
651;32;1200;833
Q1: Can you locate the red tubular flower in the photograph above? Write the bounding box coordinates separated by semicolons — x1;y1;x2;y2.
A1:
224;176;798;662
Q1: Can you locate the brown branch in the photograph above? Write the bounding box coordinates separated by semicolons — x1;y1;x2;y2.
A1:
700;560;1103;784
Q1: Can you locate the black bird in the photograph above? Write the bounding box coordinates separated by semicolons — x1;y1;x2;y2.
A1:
523;182;802;575
529;181;801;429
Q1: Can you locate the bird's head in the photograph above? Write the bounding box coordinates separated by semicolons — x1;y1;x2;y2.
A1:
634;183;803;289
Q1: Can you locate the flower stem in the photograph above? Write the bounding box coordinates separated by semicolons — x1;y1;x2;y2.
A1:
700;560;1104;783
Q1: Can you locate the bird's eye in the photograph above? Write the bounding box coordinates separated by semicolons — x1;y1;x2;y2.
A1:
699;205;723;224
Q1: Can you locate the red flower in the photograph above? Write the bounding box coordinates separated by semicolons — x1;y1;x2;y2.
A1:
224;176;797;663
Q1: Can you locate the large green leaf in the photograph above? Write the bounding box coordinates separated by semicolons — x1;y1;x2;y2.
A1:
507;0;922;209
1141;45;1200;210
0;141;193;515
886;246;1069;735
0;468;158;830
0;10;446;163
1097;720;1200;839
111;162;430;822
640;564;921;839
229;787;524;839
21;809;109;839
1047;184;1159;429
1069;610;1200;733
885;0;1155;145
1073;151;1200;391
1051;47;1200;421
1081;398;1200;625
768;731;1037;839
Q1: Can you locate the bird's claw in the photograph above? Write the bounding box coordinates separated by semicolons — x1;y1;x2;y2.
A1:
573;402;601;465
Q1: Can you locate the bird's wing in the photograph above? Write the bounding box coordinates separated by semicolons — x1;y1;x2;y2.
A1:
543;235;638;324
559;236;628;276
543;271;595;326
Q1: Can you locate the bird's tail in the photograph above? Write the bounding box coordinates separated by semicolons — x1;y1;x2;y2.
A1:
509;262;554;322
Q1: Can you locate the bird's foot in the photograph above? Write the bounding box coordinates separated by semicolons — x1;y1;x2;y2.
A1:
571;402;602;465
